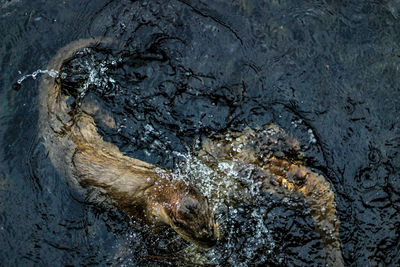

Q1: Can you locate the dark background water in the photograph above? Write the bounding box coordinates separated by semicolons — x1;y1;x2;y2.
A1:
1;0;400;266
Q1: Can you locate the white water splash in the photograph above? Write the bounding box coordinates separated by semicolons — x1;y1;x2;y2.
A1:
17;69;59;84
171;138;276;264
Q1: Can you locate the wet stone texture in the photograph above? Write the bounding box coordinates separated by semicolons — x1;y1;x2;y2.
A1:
1;0;400;266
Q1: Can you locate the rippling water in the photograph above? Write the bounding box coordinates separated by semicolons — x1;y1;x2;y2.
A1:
1;0;400;266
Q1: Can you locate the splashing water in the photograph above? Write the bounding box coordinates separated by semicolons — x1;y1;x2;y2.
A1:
171;138;277;265
175;149;256;213
170;125;344;266
31;43;339;265
17;69;59;84
60;47;120;100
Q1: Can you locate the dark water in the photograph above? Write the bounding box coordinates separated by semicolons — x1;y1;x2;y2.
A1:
1;0;400;266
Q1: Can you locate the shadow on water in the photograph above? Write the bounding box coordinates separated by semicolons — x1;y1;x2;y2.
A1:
1;0;400;266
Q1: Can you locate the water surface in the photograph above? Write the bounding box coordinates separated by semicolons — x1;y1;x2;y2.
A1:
1;0;400;266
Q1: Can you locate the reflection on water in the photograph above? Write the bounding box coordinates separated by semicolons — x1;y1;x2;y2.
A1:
1;0;400;266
